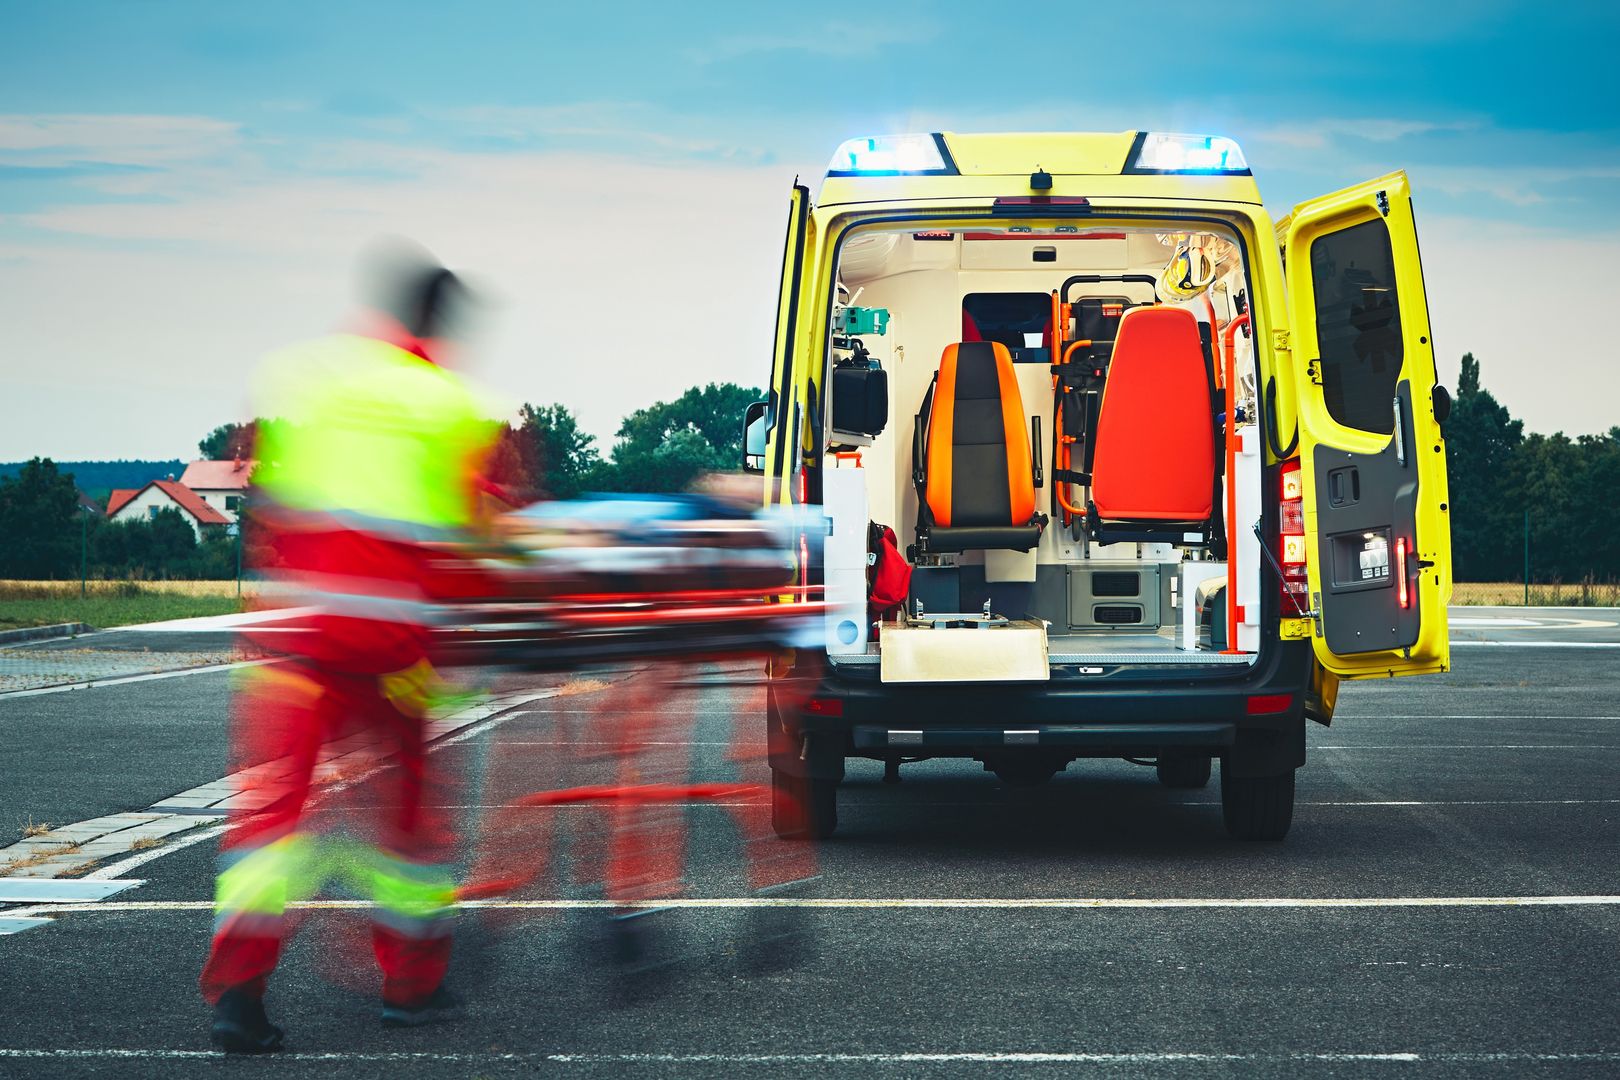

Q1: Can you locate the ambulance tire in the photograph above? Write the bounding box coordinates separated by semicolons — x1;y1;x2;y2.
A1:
1220;767;1295;841
1156;755;1212;789
771;769;837;841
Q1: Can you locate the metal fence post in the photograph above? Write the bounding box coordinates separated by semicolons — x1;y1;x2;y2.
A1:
1522;508;1530;606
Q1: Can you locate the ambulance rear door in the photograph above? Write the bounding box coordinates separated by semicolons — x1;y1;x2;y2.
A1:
1281;171;1452;678
763;182;815;506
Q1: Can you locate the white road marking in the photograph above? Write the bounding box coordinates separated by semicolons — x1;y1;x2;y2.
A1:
13;894;1620;917
1333;715;1620;720
0;1049;1617;1065
109;607;319;632
1451;641;1620;648
1314;744;1620;750
0;658;275;700
0;686;569;901
1450;615;1615;629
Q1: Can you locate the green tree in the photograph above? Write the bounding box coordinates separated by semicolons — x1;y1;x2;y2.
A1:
1569;429;1620;581
0;458;81;578
514;403;600;499
198;421;258;460
1444;354;1524;580
90;508;199;578
592;383;762;493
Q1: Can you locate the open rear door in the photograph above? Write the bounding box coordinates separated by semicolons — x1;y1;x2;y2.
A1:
765;183;814;507
1282;171;1452;678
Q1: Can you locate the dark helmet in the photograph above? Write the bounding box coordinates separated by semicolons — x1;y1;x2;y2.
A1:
359;240;472;340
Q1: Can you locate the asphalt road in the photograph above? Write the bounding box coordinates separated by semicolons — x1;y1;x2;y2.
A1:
0;612;1617;1078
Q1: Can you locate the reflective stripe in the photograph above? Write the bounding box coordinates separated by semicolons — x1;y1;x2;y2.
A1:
371;905;456;939
214;835;315;919
278;587;447;626
371;851;457;928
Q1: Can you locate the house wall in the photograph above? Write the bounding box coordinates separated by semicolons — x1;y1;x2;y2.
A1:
109;488;208;540
191;488;241;521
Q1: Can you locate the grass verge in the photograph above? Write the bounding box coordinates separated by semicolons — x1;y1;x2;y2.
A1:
0;581;245;630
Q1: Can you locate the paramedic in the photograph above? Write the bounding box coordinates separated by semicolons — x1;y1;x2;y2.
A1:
200;245;499;1053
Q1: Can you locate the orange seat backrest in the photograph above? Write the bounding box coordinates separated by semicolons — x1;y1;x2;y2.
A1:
1090;307;1215;522
924;342;1035;528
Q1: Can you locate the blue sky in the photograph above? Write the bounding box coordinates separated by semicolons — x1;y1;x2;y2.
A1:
3;1;1618;458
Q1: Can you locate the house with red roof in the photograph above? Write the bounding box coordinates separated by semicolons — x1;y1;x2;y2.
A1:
179;458;254;522
107;479;231;540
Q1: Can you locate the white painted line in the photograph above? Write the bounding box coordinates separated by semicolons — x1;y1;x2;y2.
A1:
14;894;1620;914
0;1049;1617;1065
1332;715;1620;720
69;686;564;885
1451;641;1620;648
0;658;276;700
0;917;52;935
0;879;142;903
109;607;318;632
1315;745;1620;750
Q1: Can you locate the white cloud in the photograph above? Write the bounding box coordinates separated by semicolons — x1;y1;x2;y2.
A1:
1251;117;1480;150
0;113;242;168
3;110;1615;465
684;19;934;65
0;144;794;460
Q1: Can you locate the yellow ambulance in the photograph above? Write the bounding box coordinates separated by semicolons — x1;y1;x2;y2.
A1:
746;131;1452;841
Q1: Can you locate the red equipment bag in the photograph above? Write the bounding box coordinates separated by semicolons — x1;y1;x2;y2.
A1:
866;522;912;618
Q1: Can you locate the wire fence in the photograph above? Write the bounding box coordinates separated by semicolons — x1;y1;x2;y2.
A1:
1453;580;1620;607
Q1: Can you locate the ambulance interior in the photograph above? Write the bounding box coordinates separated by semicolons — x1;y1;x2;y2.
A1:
821;223;1266;666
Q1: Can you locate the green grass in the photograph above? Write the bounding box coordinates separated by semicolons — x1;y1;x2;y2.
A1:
0;584;243;631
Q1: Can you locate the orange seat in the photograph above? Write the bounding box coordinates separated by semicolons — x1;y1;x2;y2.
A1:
912;341;1045;555
1087;307;1217;543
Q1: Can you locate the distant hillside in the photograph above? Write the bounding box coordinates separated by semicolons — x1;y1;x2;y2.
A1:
0;459;185;503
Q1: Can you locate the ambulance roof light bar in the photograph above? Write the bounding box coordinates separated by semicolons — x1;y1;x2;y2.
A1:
1126;132;1250;175
827;133;958;177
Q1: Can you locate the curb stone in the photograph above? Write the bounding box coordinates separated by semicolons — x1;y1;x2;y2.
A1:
0;623;90;645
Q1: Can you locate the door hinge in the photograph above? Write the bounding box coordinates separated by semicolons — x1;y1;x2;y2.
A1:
1310;593;1324;637
1376;190;1390;216
1272;329;1291;353
1305;359;1323;385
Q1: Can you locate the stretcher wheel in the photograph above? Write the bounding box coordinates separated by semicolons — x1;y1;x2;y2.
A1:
1156;755;1212;789
770;769;837;841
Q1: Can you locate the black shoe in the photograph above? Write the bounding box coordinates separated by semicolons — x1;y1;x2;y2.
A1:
381;984;464;1028
210;988;284;1054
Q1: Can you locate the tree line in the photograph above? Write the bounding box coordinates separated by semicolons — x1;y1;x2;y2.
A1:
4;363;1613;584
0;383;761;580
1444;353;1620;583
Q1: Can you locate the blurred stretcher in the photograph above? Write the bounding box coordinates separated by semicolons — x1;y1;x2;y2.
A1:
430;492;828;669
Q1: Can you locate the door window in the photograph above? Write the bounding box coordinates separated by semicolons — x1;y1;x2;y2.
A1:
1309;218;1402;434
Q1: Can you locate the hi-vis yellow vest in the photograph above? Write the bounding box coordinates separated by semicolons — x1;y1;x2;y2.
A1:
253;335;499;535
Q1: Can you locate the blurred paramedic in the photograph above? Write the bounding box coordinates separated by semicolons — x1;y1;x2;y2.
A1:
201;244;500;1053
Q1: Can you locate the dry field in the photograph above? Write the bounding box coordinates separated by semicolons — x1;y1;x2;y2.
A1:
1452;581;1620;606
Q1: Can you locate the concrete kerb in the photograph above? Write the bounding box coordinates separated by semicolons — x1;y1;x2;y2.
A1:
0;623;90;646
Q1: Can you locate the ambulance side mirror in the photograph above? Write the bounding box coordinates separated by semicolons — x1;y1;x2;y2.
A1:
743;400;770;474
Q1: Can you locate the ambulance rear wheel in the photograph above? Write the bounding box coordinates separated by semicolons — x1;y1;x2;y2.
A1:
1220;766;1295;841
1156;755;1212;789
771;769;837;840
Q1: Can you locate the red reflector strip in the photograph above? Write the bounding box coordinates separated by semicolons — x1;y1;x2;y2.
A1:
805;697;844;717
1397;537;1410;609
1246;694;1293;715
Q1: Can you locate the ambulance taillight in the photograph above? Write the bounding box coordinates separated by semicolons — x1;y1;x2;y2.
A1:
1279;460;1309;612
